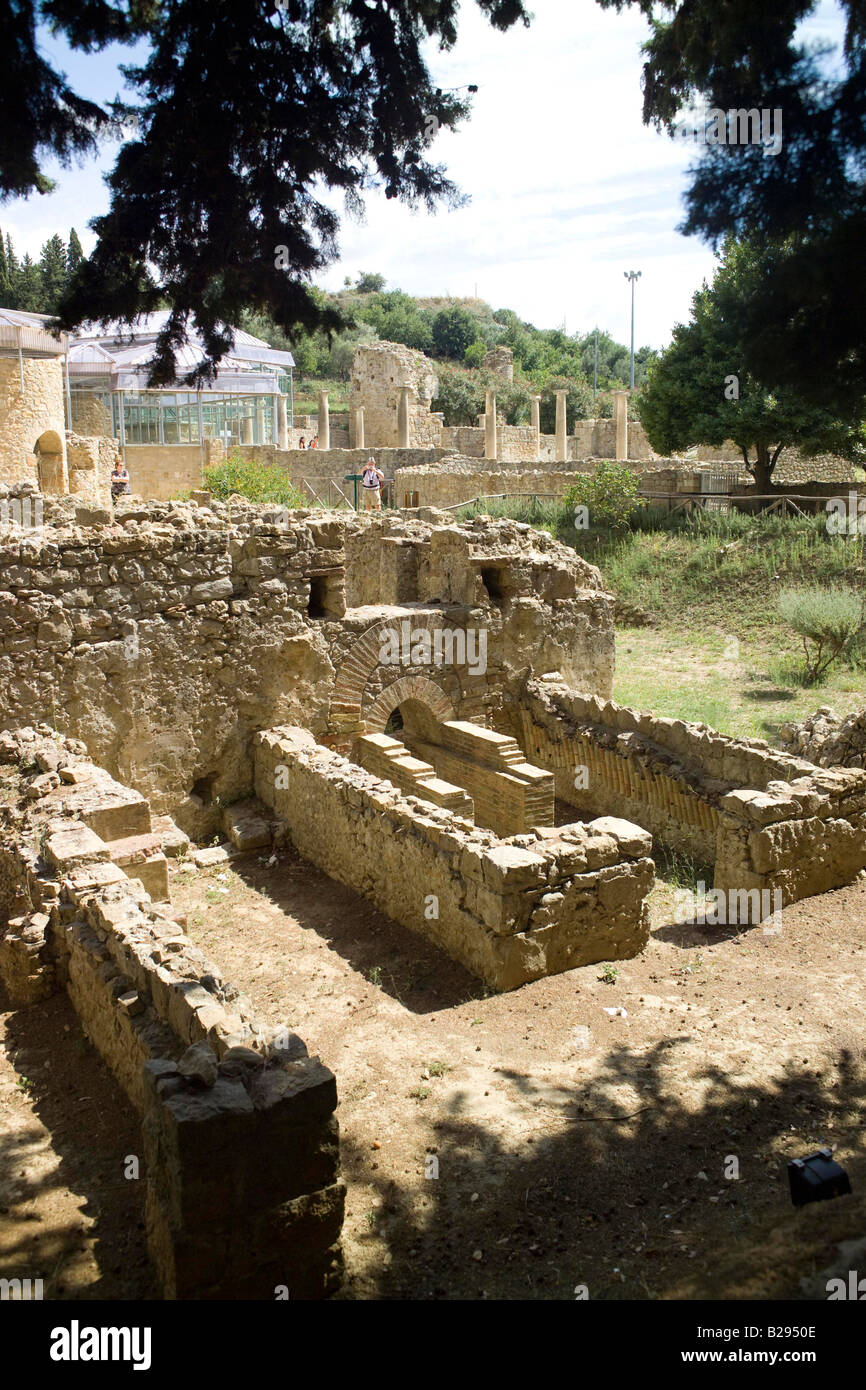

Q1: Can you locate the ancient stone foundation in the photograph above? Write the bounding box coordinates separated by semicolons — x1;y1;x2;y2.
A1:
254;726;654;991
512;680;866;916
0;727;343;1299
0;501;615;828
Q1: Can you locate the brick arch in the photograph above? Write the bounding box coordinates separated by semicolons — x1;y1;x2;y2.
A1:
328;611;474;738
365;675;456;734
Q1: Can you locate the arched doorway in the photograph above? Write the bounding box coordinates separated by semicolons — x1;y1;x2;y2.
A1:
363;675;456;735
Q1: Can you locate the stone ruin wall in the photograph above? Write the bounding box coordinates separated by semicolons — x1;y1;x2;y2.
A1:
349;341;442;448
0;355;68;489
508;681;866;912
0;500;615;837
777;706;866;769
0;727;343;1299
254;726;654;991
393;460;727;510
65;433;115;507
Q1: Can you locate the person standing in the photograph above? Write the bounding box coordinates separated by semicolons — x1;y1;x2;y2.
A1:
361;456;384;510
110;457;131;505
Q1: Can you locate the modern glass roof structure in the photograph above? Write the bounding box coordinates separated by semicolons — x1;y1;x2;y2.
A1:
67;311;294;449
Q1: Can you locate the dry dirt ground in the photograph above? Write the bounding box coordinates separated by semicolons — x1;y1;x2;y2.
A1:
3;837;865;1302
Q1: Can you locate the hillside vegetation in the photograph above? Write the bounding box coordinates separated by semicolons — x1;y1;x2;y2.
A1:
243;273;655;429
457;497;866;740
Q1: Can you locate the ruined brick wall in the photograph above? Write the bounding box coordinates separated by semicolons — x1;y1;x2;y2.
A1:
482;347;514;382
254;726;653;990
438;425;539;461
0;356;67;488
512;681;866;911
68;391;113;437
0;728;343;1299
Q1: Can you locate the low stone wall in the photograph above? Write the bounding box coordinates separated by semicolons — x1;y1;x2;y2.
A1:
439;425;538;462
777;706;866;769
254;726;654;990
513;681;866;913
242;443;456;488
124;444;204;502
0;501;615;824
0;726;344;1299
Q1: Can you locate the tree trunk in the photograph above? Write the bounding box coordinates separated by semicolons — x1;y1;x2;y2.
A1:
749;443;777;493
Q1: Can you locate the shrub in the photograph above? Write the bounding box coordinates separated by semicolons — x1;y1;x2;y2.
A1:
778;587;866;683
563;461;641;531
464;340;486;369
203;450;306;508
432;305;478;359
432;363;485;425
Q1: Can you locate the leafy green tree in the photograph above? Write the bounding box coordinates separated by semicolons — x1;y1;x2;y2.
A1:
39;234;68;311
355;272;386;294
463;340;486;369
564;462;641;530
639;241;865;491
599;0;866;413
432;363;485;426
432;304;480;360
359;290;433;353
1;0;531;382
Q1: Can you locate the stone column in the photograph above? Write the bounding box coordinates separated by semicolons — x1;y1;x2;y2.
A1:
277;395;289;450
397;386;411;448
484;390;498;461
554;390;568;463
241;416;254;445
353;407;365;451
613;390;629;461
530;394;541;461
317;390;330;450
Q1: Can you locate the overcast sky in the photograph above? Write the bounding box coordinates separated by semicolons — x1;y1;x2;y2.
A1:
0;0;846;350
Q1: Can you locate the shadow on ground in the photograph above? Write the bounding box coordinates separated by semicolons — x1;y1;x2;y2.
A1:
337;1039;866;1301
230;848;488;1013
0;981;156;1299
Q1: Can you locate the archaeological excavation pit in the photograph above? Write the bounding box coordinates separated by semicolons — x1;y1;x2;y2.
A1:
4;499;866;1304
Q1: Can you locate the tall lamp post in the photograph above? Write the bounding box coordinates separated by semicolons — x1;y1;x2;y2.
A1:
624;270;641;390
593;327;598;402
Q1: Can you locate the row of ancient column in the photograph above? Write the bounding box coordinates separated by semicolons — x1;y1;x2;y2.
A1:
481;387;629;462
284;383;630;459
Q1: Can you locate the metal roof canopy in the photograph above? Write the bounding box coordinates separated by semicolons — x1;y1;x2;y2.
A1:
68;310;294;390
0;307;69;357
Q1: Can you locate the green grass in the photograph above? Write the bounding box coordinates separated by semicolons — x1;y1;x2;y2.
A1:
458;496;866;741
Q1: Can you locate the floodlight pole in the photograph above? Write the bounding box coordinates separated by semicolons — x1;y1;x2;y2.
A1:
624;270;641;390
593;328;598;401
